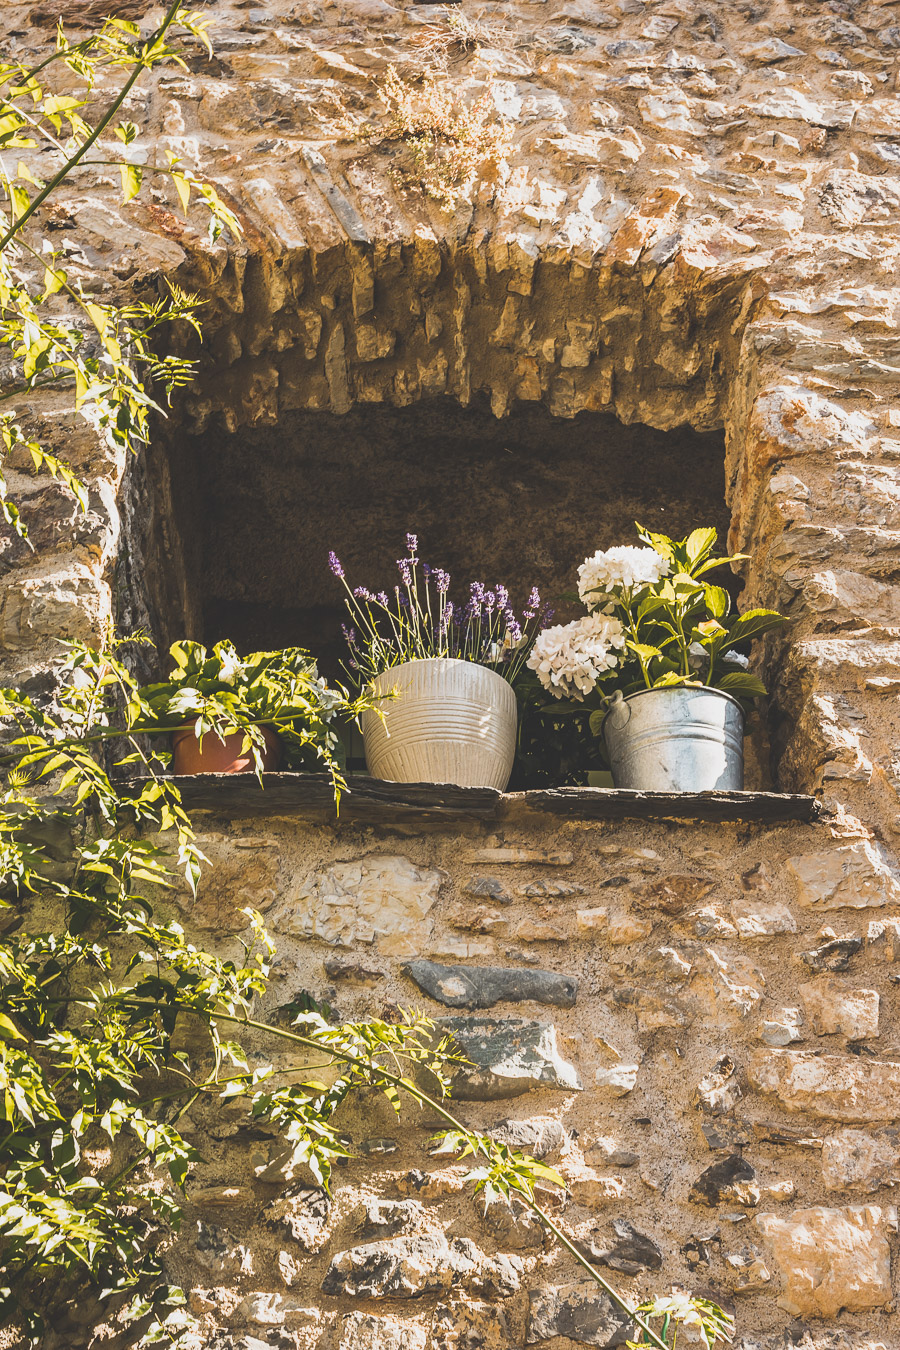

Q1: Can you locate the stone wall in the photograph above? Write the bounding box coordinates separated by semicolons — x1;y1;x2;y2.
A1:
122;797;900;1350
4;0;900;1343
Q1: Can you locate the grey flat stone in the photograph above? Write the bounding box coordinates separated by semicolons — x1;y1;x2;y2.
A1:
527;1282;631;1346
441;1017;582;1100
404;959;578;1010
574;1220;663;1276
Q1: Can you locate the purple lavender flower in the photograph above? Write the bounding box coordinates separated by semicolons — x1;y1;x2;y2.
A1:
495;584;509;610
422;562;432;579
397;558;413;586
484;590;496;613
406;533;418;555
328;551;345;579
376;592;389;606
341;624;357;644
523;586;541;620
353;586;374;601
433;568;450;593
504;610;522;644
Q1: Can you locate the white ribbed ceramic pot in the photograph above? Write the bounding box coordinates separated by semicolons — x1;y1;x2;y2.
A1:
361;657;517;790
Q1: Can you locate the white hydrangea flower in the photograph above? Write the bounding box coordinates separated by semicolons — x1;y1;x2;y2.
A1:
527;614;625;701
577;545;670;607
217;651;244;685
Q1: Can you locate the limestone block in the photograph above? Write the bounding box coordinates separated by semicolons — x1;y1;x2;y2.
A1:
265;1187;331;1251
750;386;875;461
697;949;765;1022
755;1204;895;1317
527;1282;631;1346
594;1063;639;1096
731;895;798;938
612;988;694;1033
607;913;652;944
744;38;804;62
178;838;280;932
488;1116;567;1159
464;877;513;904
339;1312;427;1350
822;1128;900;1192
268;854;442;954
856;98;900;135
804;569;899;627
0;560;109;651
431;936;497;961
638;90;706;135
431;1300;514;1350
751;88;852;128
562;1166;625;1206
194;1221;252;1278
402;960;578;1010
694;1056;743;1114
517;919;564;942
787;841;900;911
799;979;879;1040
442;1017;582;1099
576;908;609;935
322;1233;522;1299
758;1008;804;1047
749;1050;900;1122
866;917;900;960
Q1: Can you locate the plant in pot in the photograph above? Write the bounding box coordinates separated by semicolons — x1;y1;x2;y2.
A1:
527;525;785;792
330;536;552;790
136;640;372;795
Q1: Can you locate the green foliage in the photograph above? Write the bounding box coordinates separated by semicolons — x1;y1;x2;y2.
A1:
628;1293;735;1350
135;639;376;794
0;635;734;1347
0;638;453;1342
0;1;241;545
579;524;785;729
0;12;730;1348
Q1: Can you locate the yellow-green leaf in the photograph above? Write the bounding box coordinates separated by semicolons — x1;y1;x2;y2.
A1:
0;1014;25;1043
119;161;142;204
172;172;190;215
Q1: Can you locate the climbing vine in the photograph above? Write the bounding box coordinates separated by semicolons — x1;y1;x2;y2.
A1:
0;8;733;1349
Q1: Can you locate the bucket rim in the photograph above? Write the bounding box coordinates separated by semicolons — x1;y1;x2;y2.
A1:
599;683;746;737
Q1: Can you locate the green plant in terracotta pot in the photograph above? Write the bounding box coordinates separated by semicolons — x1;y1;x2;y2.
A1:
137;641;372;791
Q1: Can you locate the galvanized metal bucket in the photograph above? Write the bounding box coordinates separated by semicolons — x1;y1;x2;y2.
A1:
361;657;517;790
600;686;745;792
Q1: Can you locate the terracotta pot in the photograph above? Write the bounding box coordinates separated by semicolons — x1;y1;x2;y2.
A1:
171;724;283;775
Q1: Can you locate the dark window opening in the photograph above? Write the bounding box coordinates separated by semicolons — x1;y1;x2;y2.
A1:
137;395;763;786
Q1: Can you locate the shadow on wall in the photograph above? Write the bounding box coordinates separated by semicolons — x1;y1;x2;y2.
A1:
140;394;734;674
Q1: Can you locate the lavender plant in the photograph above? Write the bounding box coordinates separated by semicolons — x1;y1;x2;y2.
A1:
329;533;552;685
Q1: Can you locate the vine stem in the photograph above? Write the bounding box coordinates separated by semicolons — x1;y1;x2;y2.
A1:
212;1010;671;1350
0;0;185;253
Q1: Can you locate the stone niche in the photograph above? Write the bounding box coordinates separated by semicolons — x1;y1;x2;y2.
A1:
137;395;731;669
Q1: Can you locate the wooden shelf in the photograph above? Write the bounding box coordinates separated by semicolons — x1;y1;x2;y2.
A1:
146;773;822;826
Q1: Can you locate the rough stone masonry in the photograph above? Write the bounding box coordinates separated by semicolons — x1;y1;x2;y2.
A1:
4;0;900;1345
